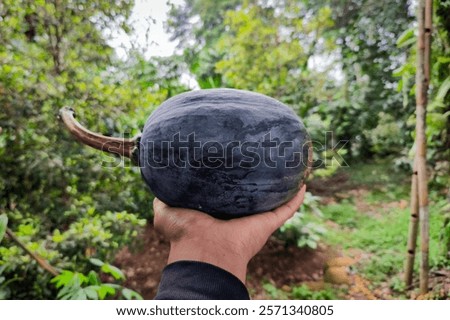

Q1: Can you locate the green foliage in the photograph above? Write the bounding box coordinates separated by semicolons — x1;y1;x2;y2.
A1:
393;0;450;167
0;209;146;298
215;3;334;107
263;282;338;300
262;282;289;299
291;284;337;300
323;188;449;284
327;0;413;157
436;203;450;268
321;201;364;229
51;210;145;264
168;0;426;159
366;113;404;155
89;258;125;280
362;251;405;283
277;193;326;249
389;275;407;294
0;0;187;299
312;148;348;179
166;0;242;88
347;159;410;191
52;259;142;300
215;1;337;121
0;214;7;244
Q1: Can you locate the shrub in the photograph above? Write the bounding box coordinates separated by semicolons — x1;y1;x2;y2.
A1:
276;192;326;249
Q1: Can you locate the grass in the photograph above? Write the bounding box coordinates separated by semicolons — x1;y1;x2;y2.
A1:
263;282;339;300
262;160;448;299
320;161;449;287
346;158;410;187
321;201;369;229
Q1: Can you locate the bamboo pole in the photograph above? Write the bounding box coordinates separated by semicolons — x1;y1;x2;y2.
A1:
404;159;419;287
414;0;432;295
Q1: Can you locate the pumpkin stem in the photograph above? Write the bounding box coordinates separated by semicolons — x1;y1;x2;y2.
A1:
59;107;140;164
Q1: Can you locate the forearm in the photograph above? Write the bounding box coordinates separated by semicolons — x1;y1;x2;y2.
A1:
155;260;250;300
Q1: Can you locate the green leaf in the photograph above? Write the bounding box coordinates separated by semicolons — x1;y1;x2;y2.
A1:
57;283;79;299
396;28;415;48
89;258;105;267
84;286;99;300
98;285;115;300
437;56;450;64
51;270;75;288
122;288;143;300
101;264;125;280
0;288;10;300
87;270;101;285
72;289;87;300
103;283;121;289
306;239;318;249
435;76;450;102
0;214;8;244
392;66;405;78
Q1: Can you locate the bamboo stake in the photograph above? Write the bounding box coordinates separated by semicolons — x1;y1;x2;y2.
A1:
404;159;419;287
414;0;432;295
6;228;60;277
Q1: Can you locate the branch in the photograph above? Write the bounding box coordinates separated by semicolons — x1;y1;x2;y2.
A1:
6;228;60;277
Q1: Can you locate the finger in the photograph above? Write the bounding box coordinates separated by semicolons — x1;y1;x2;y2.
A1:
241;185;306;235
271;184;306;223
153;197;169;215
154;197;209;219
268;184;306;230
153;197;215;240
153;197;169;233
153;197;186;236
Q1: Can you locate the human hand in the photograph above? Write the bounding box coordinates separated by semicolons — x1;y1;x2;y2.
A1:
153;185;306;283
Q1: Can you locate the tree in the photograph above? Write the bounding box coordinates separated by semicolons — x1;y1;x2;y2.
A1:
317;0;414;157
0;0;188;298
168;0;416;157
215;2;335;110
166;0;242;88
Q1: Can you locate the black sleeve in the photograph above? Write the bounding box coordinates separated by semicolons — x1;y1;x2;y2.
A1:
154;260;250;300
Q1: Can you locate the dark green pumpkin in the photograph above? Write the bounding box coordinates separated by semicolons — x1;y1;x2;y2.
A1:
60;88;311;219
140;89;311;218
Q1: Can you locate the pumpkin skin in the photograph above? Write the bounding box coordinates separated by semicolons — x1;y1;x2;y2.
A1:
139;88;311;218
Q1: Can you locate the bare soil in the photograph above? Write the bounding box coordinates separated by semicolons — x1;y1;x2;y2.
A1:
115;224;329;299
